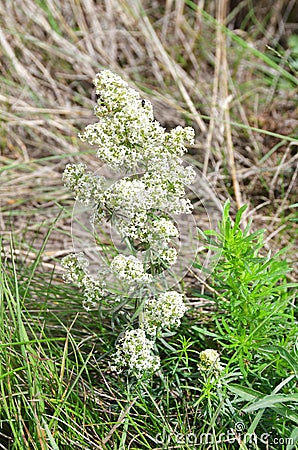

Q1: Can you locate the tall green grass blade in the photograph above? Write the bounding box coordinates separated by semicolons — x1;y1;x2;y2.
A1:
243;394;298;412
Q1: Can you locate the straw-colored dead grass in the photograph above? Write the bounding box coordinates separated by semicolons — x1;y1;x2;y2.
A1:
0;0;297;278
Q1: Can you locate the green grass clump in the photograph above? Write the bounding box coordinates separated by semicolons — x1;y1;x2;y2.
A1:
0;239;114;449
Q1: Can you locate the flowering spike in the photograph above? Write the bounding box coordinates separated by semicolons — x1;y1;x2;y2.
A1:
62;70;196;376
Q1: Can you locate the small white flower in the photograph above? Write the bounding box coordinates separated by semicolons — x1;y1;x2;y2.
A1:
61;252;89;285
81;275;107;311
198;349;222;372
158;247;178;266
104;178;147;216
110;254;152;284
151;218;179;240
61;253;107;309
141;291;187;333
63;163;104;205
112;329;160;377
164;125;195;156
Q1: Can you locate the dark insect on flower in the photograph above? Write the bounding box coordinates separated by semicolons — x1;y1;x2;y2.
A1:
141;99;146;107
96;93;105;106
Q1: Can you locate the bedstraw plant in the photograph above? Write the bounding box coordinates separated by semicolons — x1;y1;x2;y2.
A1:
196;200;297;376
62;70;195;378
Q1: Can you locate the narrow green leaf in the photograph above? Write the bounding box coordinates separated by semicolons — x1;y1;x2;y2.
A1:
234;204;248;228
261;345;298;377
243;394;298;413
287;427;298;450
226;384;263;401
42;418;60;450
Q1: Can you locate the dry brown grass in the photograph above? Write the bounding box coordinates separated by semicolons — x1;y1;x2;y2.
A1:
0;0;297;276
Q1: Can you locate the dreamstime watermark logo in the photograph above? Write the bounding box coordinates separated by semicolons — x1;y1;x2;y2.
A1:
154;422;294;447
70;162;222;295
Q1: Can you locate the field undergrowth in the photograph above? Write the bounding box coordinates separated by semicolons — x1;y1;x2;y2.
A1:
0;1;297;449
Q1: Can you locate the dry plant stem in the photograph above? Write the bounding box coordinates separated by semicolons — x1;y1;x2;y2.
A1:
143;13;207;133
203;8;221;176
269;145;291;200
189;0;204;52
229;79;260;158
275;159;298;219
0;29;38;93
189;268;228;303
161;0;173;41
261;0;287;46
175;0;185;37
102;398;137;444
217;0;242;210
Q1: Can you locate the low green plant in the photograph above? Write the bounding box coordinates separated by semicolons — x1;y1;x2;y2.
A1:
194;201;298;448
196;200;296;372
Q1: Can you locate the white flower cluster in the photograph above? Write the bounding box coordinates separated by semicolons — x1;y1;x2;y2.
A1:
62;70;195;376
61;252;89;284
110;254;152;284
79;69;195;222
112;329;160;378
141;291;187;335
198;349;222;373
63;163;104;206
150;217;178;244
104;181;182;249
150;247;178;267
79;70;195;173
61;253;107;311
63;70;196;270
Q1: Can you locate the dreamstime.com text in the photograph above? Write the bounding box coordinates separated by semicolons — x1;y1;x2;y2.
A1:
154;423;294;447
